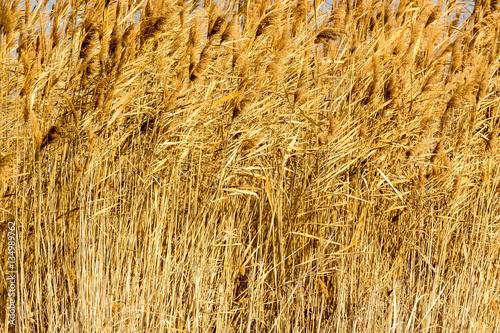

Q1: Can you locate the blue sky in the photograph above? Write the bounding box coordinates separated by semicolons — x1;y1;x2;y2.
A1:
27;0;473;22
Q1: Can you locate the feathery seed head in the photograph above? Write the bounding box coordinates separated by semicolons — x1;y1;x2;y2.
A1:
40;123;63;151
80;23;100;62
314;29;345;44
0;154;14;181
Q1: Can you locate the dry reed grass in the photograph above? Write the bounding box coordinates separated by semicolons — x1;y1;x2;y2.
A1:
1;0;500;332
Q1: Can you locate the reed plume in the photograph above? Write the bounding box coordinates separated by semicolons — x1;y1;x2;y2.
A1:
0;153;14;181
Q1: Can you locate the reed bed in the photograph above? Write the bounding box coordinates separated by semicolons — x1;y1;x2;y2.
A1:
0;0;499;331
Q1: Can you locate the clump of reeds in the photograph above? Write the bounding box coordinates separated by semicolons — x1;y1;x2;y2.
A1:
4;1;500;332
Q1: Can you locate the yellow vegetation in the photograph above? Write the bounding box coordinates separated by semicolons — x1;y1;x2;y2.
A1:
0;0;499;331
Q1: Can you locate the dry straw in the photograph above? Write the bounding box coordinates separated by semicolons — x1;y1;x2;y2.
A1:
2;0;500;332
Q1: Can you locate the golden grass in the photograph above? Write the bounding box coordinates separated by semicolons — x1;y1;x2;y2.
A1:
1;0;500;331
